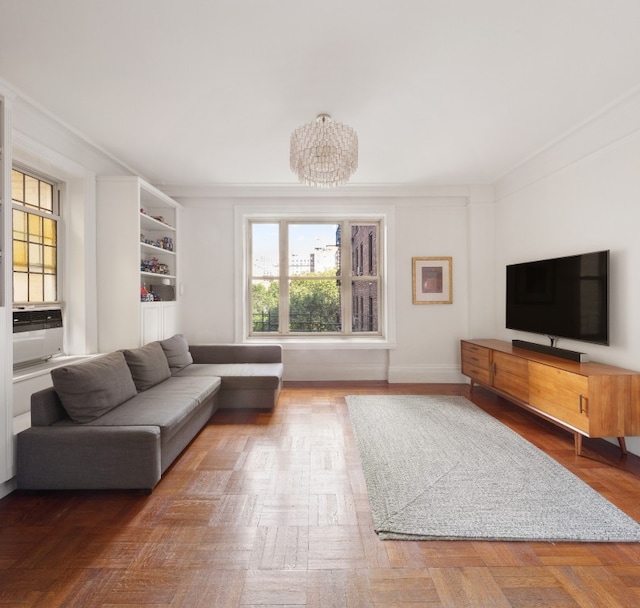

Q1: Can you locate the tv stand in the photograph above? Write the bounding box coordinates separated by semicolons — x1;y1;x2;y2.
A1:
511;339;589;362
461;339;640;456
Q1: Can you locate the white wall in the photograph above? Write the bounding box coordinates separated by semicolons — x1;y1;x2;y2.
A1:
178;199;236;343
0;86;132;498
388;199;469;382
176;191;486;383
493;89;640;456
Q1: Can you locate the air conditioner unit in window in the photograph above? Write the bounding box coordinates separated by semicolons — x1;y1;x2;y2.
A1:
13;308;64;366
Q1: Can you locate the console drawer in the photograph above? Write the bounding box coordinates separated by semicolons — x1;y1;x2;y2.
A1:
461;341;491;384
461;342;490;367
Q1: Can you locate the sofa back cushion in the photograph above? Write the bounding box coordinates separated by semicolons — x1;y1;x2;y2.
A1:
51;352;138;423
122;341;172;391
159;333;193;373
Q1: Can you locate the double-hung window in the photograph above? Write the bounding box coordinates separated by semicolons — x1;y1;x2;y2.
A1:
249;218;382;338
11;168;60;304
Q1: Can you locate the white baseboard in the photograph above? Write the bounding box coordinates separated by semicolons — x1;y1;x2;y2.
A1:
388;364;466;384
0;477;16;500
283;363;467;383
283;362;388;382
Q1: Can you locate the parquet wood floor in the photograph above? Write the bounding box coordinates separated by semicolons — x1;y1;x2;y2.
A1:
2;382;640;607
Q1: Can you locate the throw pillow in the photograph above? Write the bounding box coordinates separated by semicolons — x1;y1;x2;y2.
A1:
122;341;172;391
159;333;193;373
51;352;138;424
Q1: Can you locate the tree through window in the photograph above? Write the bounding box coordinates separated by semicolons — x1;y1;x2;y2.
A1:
250;220;381;337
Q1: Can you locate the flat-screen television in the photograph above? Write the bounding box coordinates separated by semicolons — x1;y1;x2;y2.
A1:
506;250;609;346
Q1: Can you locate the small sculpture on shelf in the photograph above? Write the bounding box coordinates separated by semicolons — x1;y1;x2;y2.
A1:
141;284;161;302
140;233;174;251
141;257;170;275
140;208;173;228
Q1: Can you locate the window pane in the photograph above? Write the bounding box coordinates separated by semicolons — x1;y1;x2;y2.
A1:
44;274;57;302
40;182;53;212
29;243;43;272
252;279;279;332
14;273;28;302
12;169;24;203
13;209;27;241
252;223;279;277
289;223;340;277
29;273;44;302
351;224;377;276
13;241;28;272
44;245;56;273
25;175;39;208
289;279;341;332
43;218;56;246
352;279;379;332
28;214;42;243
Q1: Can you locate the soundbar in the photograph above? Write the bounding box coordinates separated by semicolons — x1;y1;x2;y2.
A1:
511;339;589;362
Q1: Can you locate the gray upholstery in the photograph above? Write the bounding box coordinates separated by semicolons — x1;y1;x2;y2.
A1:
79;376;221;440
159;333;193;372
186;345;283;410
16;425;161;490
50;351;137;423
175;363;282;389
15;340;283;491
18;377;219;491
189;344;283;364
122;341;171;391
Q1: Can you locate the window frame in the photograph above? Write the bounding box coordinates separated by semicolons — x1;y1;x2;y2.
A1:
238;205;395;347
11;166;61;305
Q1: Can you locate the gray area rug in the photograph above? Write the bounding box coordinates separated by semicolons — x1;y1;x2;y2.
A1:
346;395;640;542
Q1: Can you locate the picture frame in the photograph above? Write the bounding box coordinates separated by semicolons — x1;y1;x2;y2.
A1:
412;257;453;304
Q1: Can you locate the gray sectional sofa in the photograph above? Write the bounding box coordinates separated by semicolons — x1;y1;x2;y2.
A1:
15;335;283;492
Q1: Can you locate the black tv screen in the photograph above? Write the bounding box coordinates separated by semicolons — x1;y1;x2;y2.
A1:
506;250;609;346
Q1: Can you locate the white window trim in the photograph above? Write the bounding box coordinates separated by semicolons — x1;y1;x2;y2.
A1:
12;132;99;356
235;202;397;349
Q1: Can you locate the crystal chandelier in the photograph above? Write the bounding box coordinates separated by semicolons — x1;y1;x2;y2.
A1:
290;114;358;188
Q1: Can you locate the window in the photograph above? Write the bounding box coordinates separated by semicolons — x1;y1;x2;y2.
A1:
249;219;382;338
12;168;60;304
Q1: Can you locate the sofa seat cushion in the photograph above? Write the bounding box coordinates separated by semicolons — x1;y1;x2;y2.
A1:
51;352;138;423
67;375;220;429
174;363;283;390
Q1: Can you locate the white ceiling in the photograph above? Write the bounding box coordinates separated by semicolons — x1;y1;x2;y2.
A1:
2;0;640;189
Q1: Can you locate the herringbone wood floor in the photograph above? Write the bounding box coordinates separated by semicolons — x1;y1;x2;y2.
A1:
2;382;640;607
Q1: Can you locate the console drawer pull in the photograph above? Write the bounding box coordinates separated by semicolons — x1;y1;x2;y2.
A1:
579;394;588;415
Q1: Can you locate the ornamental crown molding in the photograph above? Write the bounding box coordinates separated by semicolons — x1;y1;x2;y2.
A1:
157;182;489;201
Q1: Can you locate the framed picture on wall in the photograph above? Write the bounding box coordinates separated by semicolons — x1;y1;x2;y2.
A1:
412;257;453;304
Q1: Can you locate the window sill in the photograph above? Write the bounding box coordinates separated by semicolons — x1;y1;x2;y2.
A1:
13;354;96;382
243;337;397;350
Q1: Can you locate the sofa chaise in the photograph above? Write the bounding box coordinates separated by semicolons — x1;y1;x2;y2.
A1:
15;335;283;492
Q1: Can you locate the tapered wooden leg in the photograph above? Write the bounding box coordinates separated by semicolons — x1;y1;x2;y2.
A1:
618;436;627;455
574;432;583;456
574;434;626;457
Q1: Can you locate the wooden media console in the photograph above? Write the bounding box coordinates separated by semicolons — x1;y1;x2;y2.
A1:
461;339;640;456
